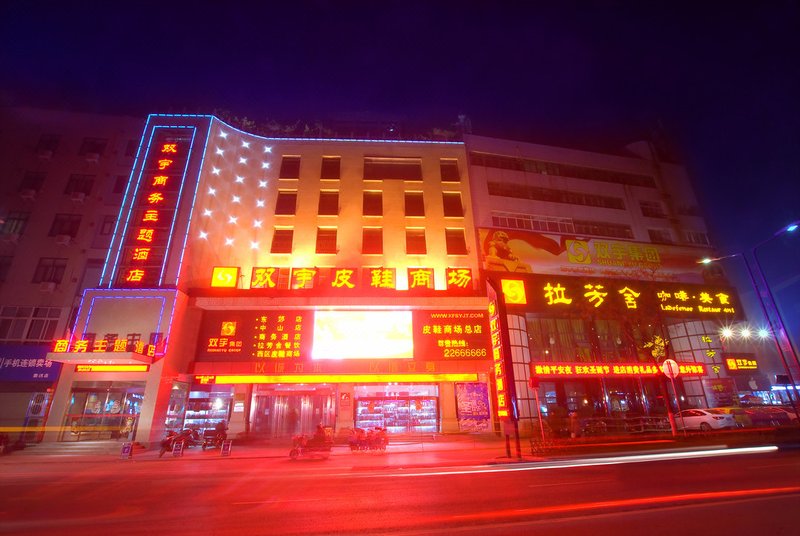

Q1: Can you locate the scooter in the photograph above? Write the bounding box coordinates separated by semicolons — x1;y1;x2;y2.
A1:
348;427;388;452
202;430;227;450
159;429;202;457
289;433;332;460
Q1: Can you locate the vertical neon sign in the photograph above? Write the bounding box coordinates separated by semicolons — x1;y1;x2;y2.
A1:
488;284;511;420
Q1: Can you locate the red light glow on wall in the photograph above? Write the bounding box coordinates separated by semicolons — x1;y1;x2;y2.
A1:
530;361;706;378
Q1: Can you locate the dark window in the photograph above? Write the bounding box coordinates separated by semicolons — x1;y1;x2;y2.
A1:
0;256;12;282
573;220;634;240
363;191;383;216
65;174;95;195
104;333;119;347
406;229;427;255
364;157;422;181
78;137;108;156
648;229;674;244
442;192;464;217
362;228;383;254
270;229;293;254
487;181;625;210
19;171;45;192
318;191;339;216
321;157;341;180
48;214;82;238
275;191;298;215
405;192;425;217
36;134;59;155
640;201;667;218
279;156;301;179
316;228;337;254
125;140;138;157
100;215;116;236
32;257;67;284
1;211;30;236
440;159;460;182
445;228;468;255
149;332;164;346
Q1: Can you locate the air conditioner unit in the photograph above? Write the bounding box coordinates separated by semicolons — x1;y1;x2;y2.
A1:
1;233;20;244
39;282;56;293
19;189;37;200
55;234;72;246
37;149;53;160
84;152;100;163
71;192;86;203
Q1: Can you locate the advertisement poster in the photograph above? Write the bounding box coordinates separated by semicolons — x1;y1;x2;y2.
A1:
455;382;491;432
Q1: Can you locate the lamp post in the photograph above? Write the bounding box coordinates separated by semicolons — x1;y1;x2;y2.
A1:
700;222;800;422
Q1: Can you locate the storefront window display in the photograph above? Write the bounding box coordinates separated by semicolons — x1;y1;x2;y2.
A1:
354;384;438;434
62;381;144;441
184;386;233;434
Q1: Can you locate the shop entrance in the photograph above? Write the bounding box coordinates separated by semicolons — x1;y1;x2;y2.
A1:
253;385;336;438
354;384;439;434
61;381;144;442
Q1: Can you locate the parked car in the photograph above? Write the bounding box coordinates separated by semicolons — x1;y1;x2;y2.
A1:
711;407;752;428
770;406;800;425
675;409;737;431
744;406;792;427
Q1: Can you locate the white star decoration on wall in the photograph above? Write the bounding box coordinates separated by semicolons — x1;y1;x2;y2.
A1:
192;124;276;261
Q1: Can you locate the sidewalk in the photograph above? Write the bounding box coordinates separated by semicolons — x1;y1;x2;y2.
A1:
2;428;799;467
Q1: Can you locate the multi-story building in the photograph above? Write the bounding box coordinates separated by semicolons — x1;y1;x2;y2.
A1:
0;107;144;441
1;108;780;446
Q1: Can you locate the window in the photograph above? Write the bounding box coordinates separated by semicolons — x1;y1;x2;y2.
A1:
0;306;60;343
1;211;30;236
25;307;60;342
321;156;341;180
19;171;45;192
36;134;59;155
48;214;82;238
648;229;674;244
65;174;95;195
364;157;422;181
685;231;710;246
445;229;468;255
442;192;464;217
32;257;68;284
440;159;460;182
124;140;138;157
318;191;339;216
487;181;625;210
363;191;383;216
100;215;117;236
405;192;425;217
0;256;12;282
640;200;667;218
279;156;301;179
275;191;298;215
316;228;337;254
270;228;293;254
362;227;383;254
78;137;108;157
406;229;427;254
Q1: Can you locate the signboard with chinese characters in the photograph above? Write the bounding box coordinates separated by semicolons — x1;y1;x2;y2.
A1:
723;353;759;373
197;311;311;361
492;273;742;321
479;228;710;283
530;361;707;378
0;348;61;382
487;284;513;420
116;127;195;287
412;311;490;360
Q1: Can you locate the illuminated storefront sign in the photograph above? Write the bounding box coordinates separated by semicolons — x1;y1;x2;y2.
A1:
211;266;240;288
195;373;479;385
493;274;741;320
530;361;707;378
412;311;490;360
723;354;758;372
117;127;195;287
52;339;156;357
487;293;511;420
75;365;150;373
198;311;311;360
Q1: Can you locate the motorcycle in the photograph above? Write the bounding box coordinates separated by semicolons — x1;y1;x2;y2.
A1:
202;429;227;450
289;427;333;460
348;427;388;453
159;428;202;457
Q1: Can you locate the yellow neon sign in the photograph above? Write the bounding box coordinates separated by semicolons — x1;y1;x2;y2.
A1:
208;373;478;384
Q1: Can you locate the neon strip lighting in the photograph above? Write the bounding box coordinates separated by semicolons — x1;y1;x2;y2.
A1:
81;293;167;340
159;126;198;285
152;113;464;145
210;373;478;384
76;365;149;372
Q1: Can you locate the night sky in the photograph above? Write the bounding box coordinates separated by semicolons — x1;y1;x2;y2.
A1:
2;2;798;330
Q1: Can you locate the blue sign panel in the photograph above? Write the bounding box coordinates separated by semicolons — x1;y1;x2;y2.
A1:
0;345;62;382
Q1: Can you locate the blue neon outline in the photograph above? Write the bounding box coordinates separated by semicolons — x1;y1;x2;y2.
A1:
81;291;168;346
100;116;153;286
158;126;198;285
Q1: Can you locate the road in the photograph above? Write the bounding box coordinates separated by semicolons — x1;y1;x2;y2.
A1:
1;446;798;535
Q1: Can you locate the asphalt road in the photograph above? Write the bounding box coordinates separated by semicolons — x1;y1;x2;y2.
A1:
1;447;799;535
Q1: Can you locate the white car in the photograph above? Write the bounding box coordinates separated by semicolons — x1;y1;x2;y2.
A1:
675;409;737;431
